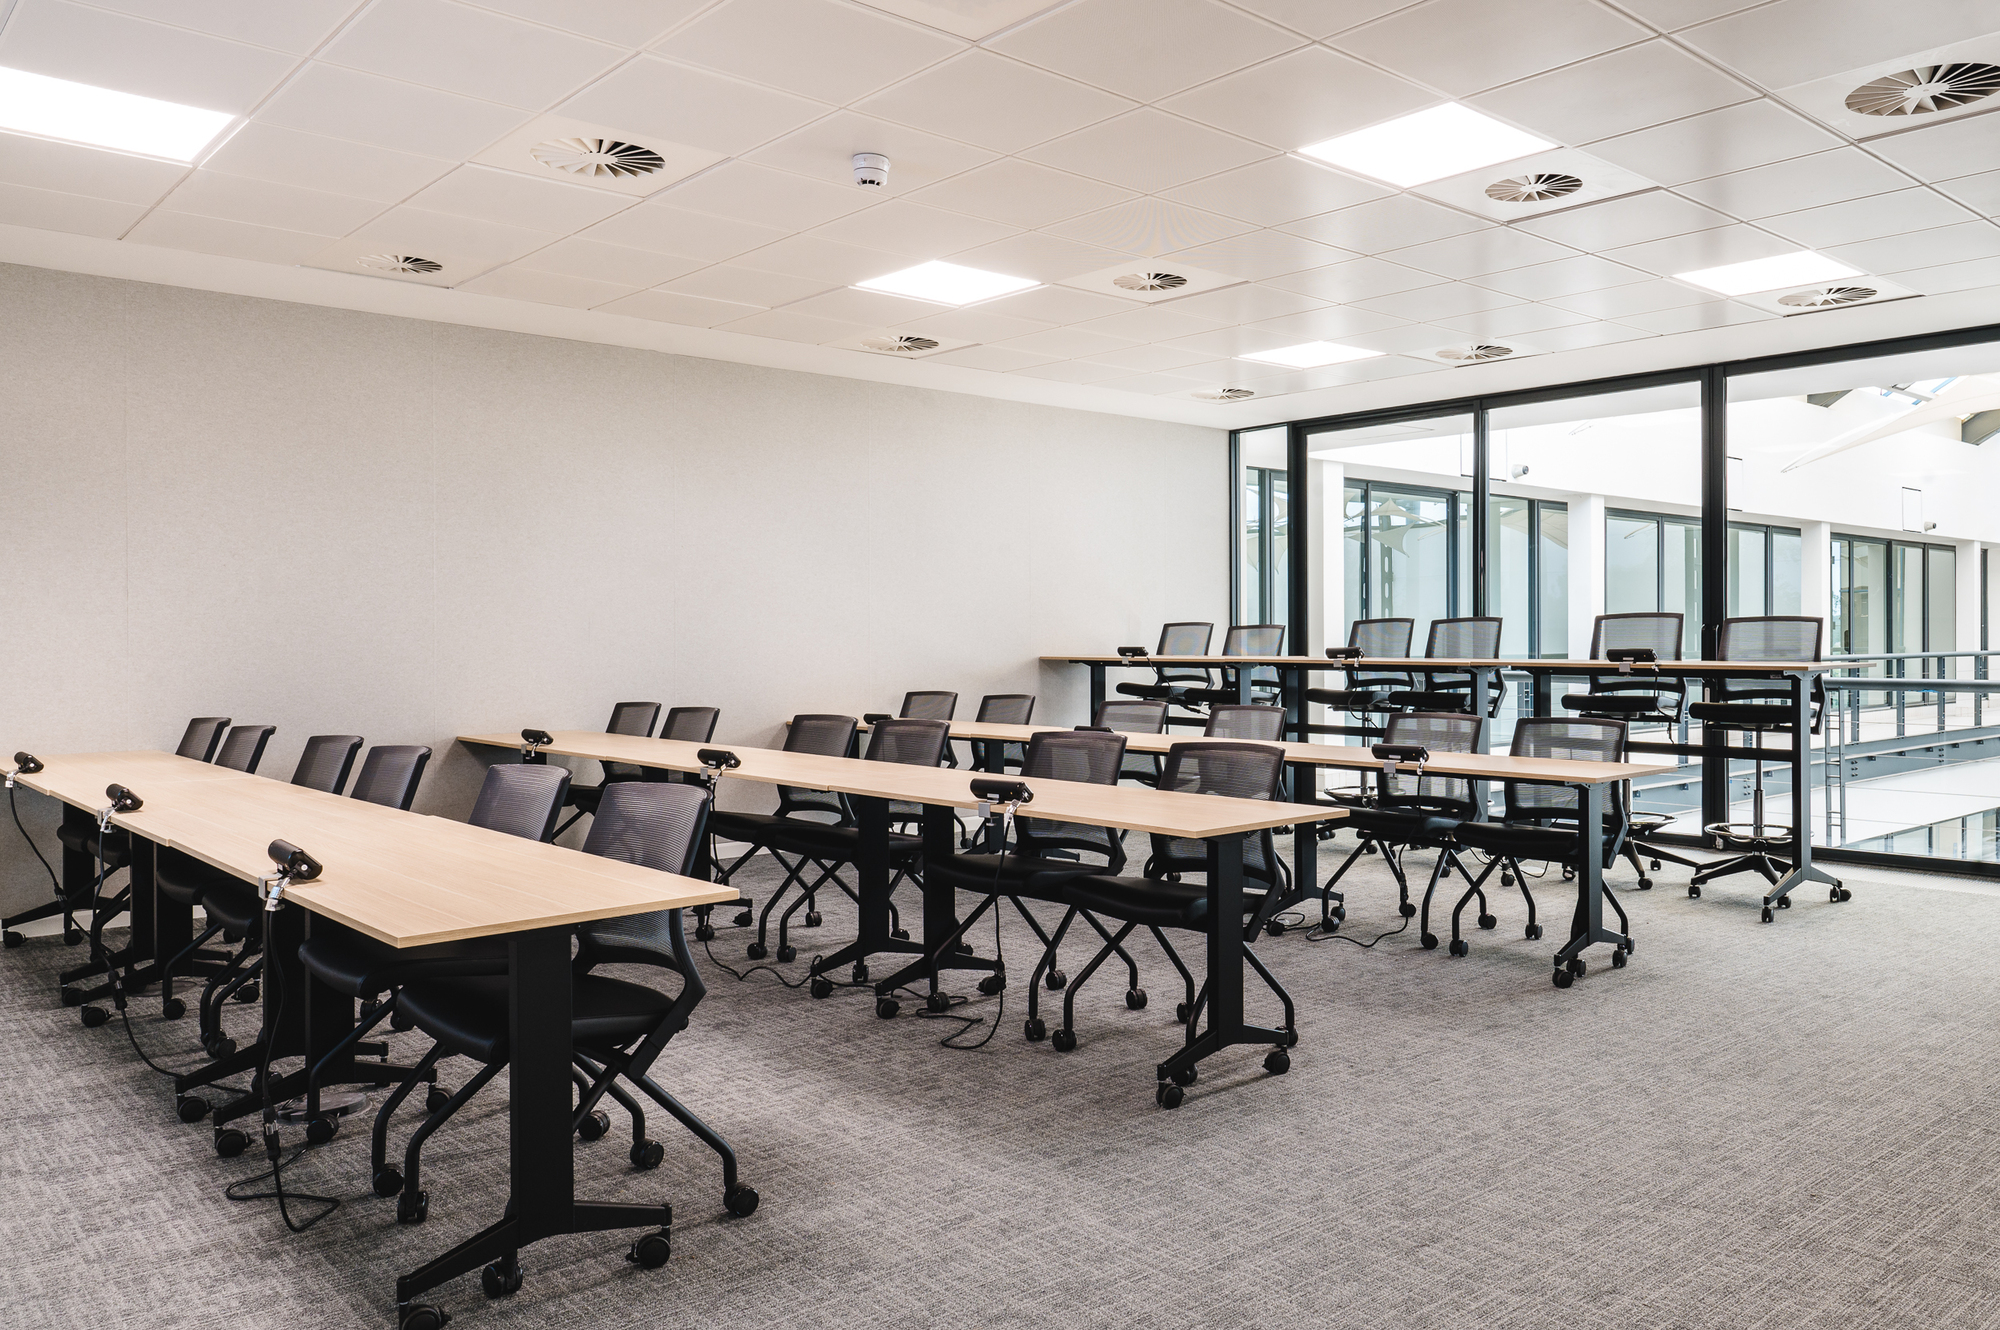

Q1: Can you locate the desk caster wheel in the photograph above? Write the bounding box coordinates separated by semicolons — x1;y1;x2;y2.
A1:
1761;906;1774;923
578;1109;610;1142
1833;886;1851;902
745;942;767;960
776;944;796;963
891;928;910;940
1525;924;1543;941
1421;932;1438;950
953;941;974;955
2;931;20;949
176;1094;209;1123
397;1190;429;1225
373;1167;402;1198
1171;1065;1196;1087
1024;1017;1046;1042
1567;957;1587;977
1611;948;1627;969
851;963;868;984
1448;938;1468;957
480;1256;521;1299
1156;1083;1184;1109
63;927;83;946
1553;968;1574;989
876;997;899;1019
161;997;185;1020
1777;896;1790;908
59;986;82;1007
733;910;753;928
1688;884;1701;900
725;1185;759;1218
80;1005;108;1028
925;992;950;1014
1399;901;1417;918
233;983;258;1004
631;1139;663;1170
977;973;1005;996
391;1010;414;1032
1051;1028;1077;1053
305;1115;338;1145
628;1228;671;1268
1264;1049;1290;1075
1125;987;1147;1010
1045;969;1067;991
214;1128;247;1158
1330;905;1347;922
1264;919;1286;937
695;921;715;942
1637;877;1654;890
810;977;833;999
1477;913;1496;930
426;1086;452;1115
399;1304;449;1330
206;1034;237;1058
1175;1002;1190;1024
804;910;822;928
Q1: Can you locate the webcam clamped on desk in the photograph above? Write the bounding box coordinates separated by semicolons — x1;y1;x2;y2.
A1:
969;777;1032;827
267;840;322;882
697;748;739;771
104;784;142;814
5;753;42;788
1369;743;1429;782
1606;647;1658;673
1117;646;1149;658
1325;646;1364;661
862;713;893;726
520;729;554;762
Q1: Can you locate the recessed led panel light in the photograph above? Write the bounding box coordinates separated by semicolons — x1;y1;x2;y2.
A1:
1238;341;1384;369
856;260;1039;306
1298;104;1554;188
0;66;233;162
1675;250;1864;296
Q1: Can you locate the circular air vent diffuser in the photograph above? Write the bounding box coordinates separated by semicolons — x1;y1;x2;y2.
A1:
1437;344;1515;362
1485;172;1583;203
358;254;442;274
1846;63;2000;116
1776;286;1878;308
1193;388;1255;400
859;335;940;353
1112;272;1188;292
530;137;667;179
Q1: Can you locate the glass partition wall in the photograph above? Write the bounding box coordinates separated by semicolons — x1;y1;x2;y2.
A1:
1236;321;2000;875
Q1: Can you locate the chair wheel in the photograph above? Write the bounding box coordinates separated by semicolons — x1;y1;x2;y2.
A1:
1051;1028;1077;1052
207;1035;237;1058
1175;1002;1190;1024
953;941;974;955
977;974;1005;996
804;911;822;928
373;1167;403;1197
1421;932;1438;950
426;1086;452;1115
1125;987;1147;1010
1835;887;1851;902
1611;948;1627;968
63;927;83;946
1638;877;1654;890
1156;1083;1184;1109
745;942;767;960
1525;923;1543;940
397;1189;429;1225
1761;905;1774;923
176;1094;209;1123
59;986;82;1007
1568;957;1586;977
1264;919;1286;937
305;1115;338;1145
1777;896;1790;908
1553;968;1574;989
577;1109;610;1142
1171;1065;1196;1087
1264;1049;1290;1075
1688;884;1701;899
80;1005;108;1028
733;910;753;927
480;1257;522;1299
390;1010;415;1032
1;931;20;949
724;1185;759;1217
161;997;185;1020
1045;969;1067;991
631;1139;664;1170
1023;1017;1046;1042
809;977;833;999
398;1304;449;1330
876;997;899;1019
233;983;258;1004
214;1127;248;1158
923;992;950;1014
1448;938;1468;957
1476;913;1496;930
776;944;796;964
851;963;869;984
891;928;910;940
1331;904;1347;922
694;922;715;942
1398;901;1417;917
627;1229;671;1268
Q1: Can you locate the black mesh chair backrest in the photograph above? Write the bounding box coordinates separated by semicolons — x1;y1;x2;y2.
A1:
599;701;662;783
1149;742;1286;886
776;714;859;823
1380;712;1482;813
1716;616;1824;703
1504;718;1626;822
1095;700;1167;731
1154;622;1214;687
214;725;275;774
177;717;230;762
1205;705;1285;741
1014;730;1128;871
1418;616;1504;694
899;691;958;722
574;781;710;972
975;694;1035;725
291;735;362;794
1348;618;1416;689
470;763;572;841
660;707;719;743
1590;612;1684;660
350;745;430;810
871;718;952;821
1220;624;1285;693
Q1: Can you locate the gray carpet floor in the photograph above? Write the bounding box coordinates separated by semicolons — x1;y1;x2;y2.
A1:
4;844;2000;1330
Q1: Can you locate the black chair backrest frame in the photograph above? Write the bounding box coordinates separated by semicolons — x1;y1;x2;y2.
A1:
1502;717;1628;826
473;763;572;842
776;714;859;825
1148;741;1287;888
1014;729;1128;873
177;717;231;763
1204;704;1286;741
350;745;431;811
214;724;275;774
1378;712;1483;816
1152;621;1215;689
291;735;363;794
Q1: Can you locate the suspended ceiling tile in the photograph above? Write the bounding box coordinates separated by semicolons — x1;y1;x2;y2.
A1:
1677;0;2000;89
1409;150;1660;224
658;263;835;306
973;283;1133;323
1158;44;1435;150
1934;168;2000;216
1586;101;1846;187
1826;221;2000;274
1073;305;1227;344
342;205;560;265
1865;112;2000;185
729;233;912;284
906;158;1133;230
1262;256;1444;302
655;161;875;231
783;286;955;327
201;122;454;201
809;200;1016;260
1093;371;1213;395
1242;304;1413;341
1475;254;1658;300
0;179;146;237
898;306;1057;342
0;133;191;204
1045;198;1256;258
1611;0;1766;29
127;210;338;264
945;231;1133;283
1467;40;1757;147
993;326;1143;359
1886;253;2000;292
1351;280;1524;322
599;288;765;325
157;170;385;235
1021;109;1275;196
1157;324;1308;358
1330;0;1648;99
1598;222;1802;275
854;51;1136;155
745;111;997;197
512;236;706;287
841;0;1066;41
559;58;831;159
1760;188;1981;250
80;0;362;54
1384;226;1577;279
319;0;624;109
1675;148;1918;221
406;165;637;233
1436;301;1598;337
1162;155;1389;228
454;265;640;308
655;0;964;105
0;0;295;113
1080;342;1217;373
577;201;788;261
1008;359;1130;383
1512;190;1738;251
1221;0;1422;41
1155;229;1352;281
465;0;713;46
1159;281;1326;323
715;307;875;342
1326;321;1472;354
1280;194;1487;253
253;63;529;163
990;0;1302;104
1618;299;1773;334
1529;319;1655;351
923;344;1064;372
1544;277;1722;318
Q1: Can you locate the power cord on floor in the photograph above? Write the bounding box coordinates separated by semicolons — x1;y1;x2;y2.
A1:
7;781;60;894
699;932;822;989
244;923;338;1233
1305;911;1412;949
925;797;1019;1052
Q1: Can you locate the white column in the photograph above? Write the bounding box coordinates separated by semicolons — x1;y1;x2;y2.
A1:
1567;492;1605;658
1313;458;1343;653
1955;539;1980;666
1800;521;1834;627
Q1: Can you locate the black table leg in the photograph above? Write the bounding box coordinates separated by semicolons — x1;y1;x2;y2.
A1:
1551;782;1631;986
1155;835;1290;1096
1768;669;1841;907
1088;664;1106;721
811;795;926;980
873;802;1000;996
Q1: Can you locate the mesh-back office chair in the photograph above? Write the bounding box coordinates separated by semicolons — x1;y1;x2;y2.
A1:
213;725;275;774
1054;743;1297;1075
1114;622;1216;707
1095;698;1168;786
1450;718;1631;963
386;782;756;1245
349;745;432;810
1303;618;1416;743
1384;618;1506;716
911;730;1137;1024
1204;705;1286;741
661;706;721;744
1687;617;1844;916
967;693;1035;773
899;691;958;722
291;735;362;796
752;719;951;964
555;702;662;837
1317;712;1484;935
1177;625;1287;715
706;714;859;947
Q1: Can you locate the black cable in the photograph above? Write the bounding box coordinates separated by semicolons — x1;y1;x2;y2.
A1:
1305;911;1412;949
7;782;60;895
698;932;821;989
927;807;1013;1052
244;909;338;1234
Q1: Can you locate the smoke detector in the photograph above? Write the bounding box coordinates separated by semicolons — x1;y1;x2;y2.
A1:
1485;172;1582;203
1736;276;1919;316
1192;387;1255;400
358;254;442;275
859;334;939;353
1112;271;1188;292
852;153;890;187
529;138;666;180
827;330;971;358
1846;63;2000;116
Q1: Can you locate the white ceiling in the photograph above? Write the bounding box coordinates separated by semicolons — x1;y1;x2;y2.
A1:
3;0;2000;429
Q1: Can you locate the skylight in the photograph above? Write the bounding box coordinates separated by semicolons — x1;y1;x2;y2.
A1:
1238;342;1384;370
1298;104;1554;188
0;66;234;162
855;260;1039;306
1675;251;1864;297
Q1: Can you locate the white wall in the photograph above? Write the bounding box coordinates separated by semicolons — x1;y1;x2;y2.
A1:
0;264;1225;912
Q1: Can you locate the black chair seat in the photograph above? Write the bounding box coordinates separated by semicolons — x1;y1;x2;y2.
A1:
1176;687;1276;705
399;974;675;1065
1114;681;1174;700
1560;693;1665;715
1453;820;1578;861
156;847;235;906
1688;702;1794;728
57;822;132;868
1383;690;1473;711
1343;806;1464;843
198;880;264;936
765;822;922;859
1303;687;1392;709
709;810;845;842
926;851;1101;900
1058;874;1210;928
298;925;508;999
